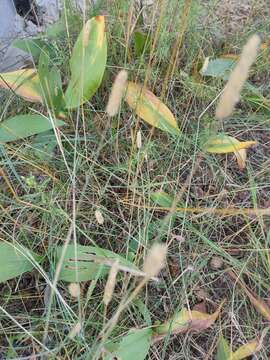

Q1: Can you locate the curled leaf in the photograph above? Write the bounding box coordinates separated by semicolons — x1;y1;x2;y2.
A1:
64;15;107;109
0;69;42;103
124;82;180;136
152;301;224;343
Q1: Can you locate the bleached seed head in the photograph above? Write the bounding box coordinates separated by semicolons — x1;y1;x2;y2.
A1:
215;34;261;120
136;130;142;149
143;243;167;278
68;322;82;339
95;209;104;225
68;283;81;298
106;70;128;117
103;260;119;306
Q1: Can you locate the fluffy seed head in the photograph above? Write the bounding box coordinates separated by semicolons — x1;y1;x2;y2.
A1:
106;70;128;116
103;260;119;306
136;130;142;149
68;283;81;298
210;256;223;270
143;243;167;278
95;209;104;225
215;34;261;120
68;322;81;339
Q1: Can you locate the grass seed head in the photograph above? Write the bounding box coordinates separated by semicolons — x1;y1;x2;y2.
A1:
103;260;119;306
106;70;128;117
215;34;261;120
136;130;142;149
143;243;167;278
68;322;82;339
95;209;104;225
68;283;81;298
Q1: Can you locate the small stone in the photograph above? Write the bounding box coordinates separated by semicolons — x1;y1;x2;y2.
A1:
210;256;223;270
194;287;209;300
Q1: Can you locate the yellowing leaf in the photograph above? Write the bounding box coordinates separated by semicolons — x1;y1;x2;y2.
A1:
227;270;270;322
64;15;107;109
204;134;256;154
216;334;263;360
153;301;223;343
124;82;180;136
231;340;260;360
0;69;42;103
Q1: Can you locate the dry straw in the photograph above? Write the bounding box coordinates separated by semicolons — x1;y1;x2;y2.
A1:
106;70;128;116
103;260;119;306
215;34;261;120
143;243;167;278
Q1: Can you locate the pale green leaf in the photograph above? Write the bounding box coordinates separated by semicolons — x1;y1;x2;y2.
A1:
216;335;231;360
57;244;139;282
0;242;40;283
0;115;65;143
150;191;174;207
64;15;107;109
200;58;235;79
105;328;152;360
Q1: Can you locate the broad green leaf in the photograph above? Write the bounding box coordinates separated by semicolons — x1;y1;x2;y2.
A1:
12;38;57;62
134;31;151;57
150;191;174;207
38;52;64;114
216;335;231;360
0;242;40;282
64;15;107;109
125;82;180;136
231;340;260;360
154;301;223;340
200;58;235;80
105;328;152;360
0;69;42;103
57;244;139;282
0;115;65;143
204;134;256;154
31;131;58;159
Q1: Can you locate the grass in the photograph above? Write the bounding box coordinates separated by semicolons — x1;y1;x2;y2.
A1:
0;0;270;358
